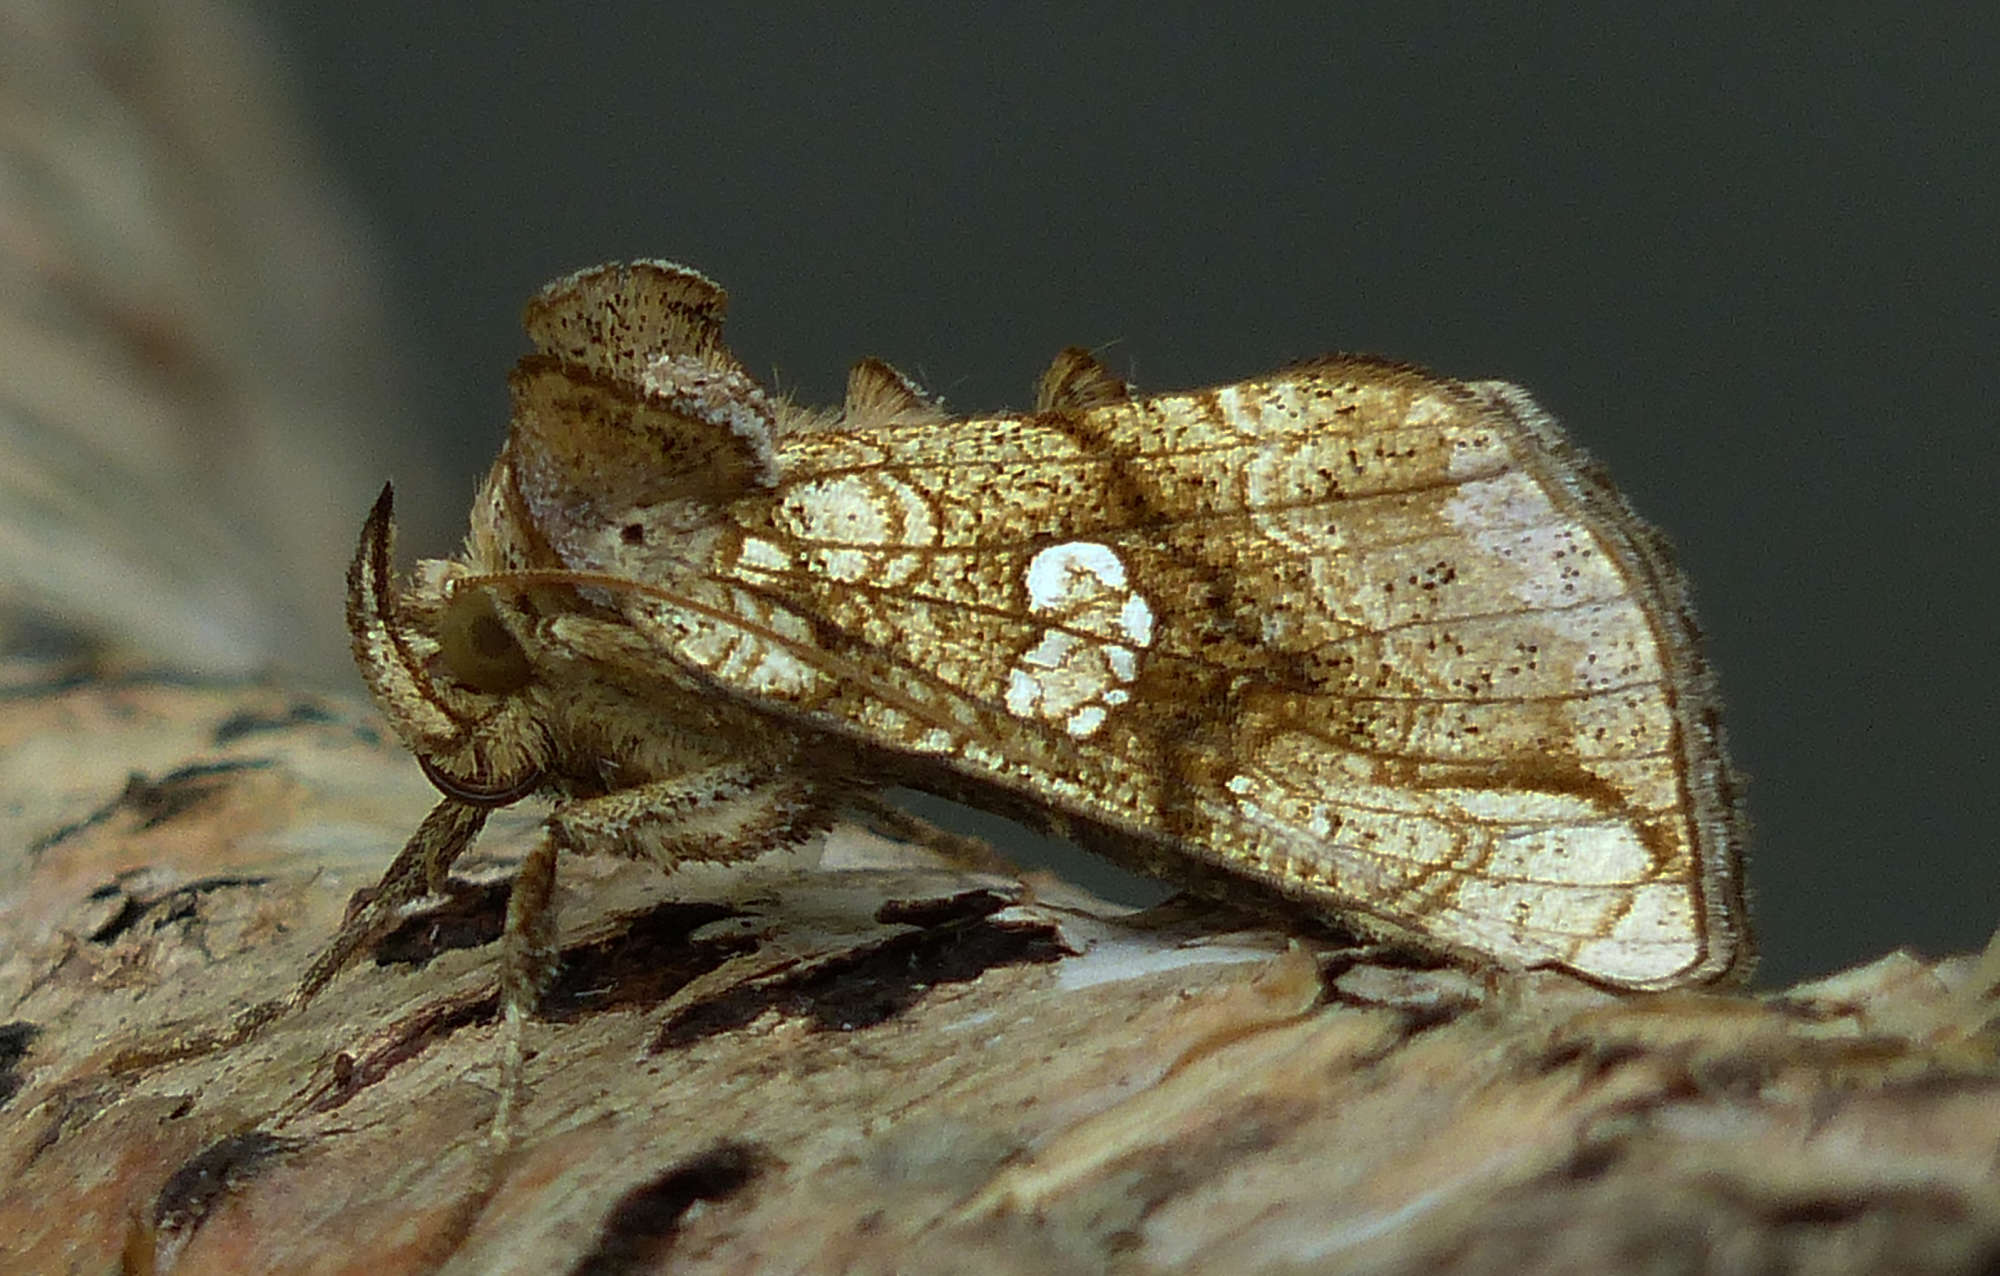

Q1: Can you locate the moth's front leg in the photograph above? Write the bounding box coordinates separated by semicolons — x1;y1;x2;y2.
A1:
100;800;488;1076
510;761;835;1012
291;798;490;1014
547;759;837;874
490;763;836;1139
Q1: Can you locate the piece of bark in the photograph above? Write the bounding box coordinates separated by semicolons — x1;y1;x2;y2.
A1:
1;670;1997;1275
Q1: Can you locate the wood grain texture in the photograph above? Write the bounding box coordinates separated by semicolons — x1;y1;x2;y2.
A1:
1;672;1995;1274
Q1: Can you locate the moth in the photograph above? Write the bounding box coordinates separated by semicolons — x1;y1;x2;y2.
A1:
330;260;1749;1057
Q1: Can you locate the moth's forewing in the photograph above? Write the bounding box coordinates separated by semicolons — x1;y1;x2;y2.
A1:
504;266;1748;990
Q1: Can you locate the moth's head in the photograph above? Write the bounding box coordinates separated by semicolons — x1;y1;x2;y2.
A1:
346;484;550;807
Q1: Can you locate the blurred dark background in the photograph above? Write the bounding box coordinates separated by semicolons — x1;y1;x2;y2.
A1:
251;3;1997;987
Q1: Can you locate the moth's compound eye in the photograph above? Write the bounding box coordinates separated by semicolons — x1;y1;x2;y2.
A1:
437;587;534;694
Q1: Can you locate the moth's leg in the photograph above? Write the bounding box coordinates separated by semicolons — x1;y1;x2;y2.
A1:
546;760;837;871
491;829;557;1155
103;798;489;1074
846;793;1022;877
510;760;834;1016
490;762;835;1143
282;798;490;1019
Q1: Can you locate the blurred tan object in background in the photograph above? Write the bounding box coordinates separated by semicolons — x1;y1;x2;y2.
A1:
0;0;434;679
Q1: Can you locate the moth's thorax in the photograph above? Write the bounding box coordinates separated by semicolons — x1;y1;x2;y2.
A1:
467;462;552;575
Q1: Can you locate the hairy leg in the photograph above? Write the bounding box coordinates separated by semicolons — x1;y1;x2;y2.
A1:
103;798;489;1072
846;792;1021;876
488;762;837;1145
288;798;490;1014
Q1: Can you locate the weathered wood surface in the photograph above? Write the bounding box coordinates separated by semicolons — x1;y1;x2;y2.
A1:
1;671;1996;1275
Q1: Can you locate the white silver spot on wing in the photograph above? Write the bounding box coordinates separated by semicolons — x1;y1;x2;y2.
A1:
1006;542;1151;738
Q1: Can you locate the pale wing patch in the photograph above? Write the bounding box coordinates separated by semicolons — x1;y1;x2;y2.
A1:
1562;884;1705;984
1025;540;1120;606
775;471;938;585
735;536;793;573
1440;472;1629;612
1213;379;1320;438
1004;630;1126;738
1214;727;1707;985
1004;542;1153;738
638;583;829;701
1438;877;1703;987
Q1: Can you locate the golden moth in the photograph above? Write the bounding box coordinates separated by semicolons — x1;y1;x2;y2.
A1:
340;259;1749;1045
